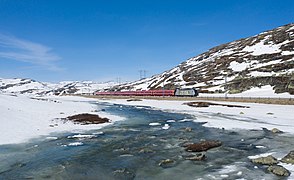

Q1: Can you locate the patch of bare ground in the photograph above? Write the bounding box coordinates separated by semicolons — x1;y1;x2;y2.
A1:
65;113;109;125
184;101;250;108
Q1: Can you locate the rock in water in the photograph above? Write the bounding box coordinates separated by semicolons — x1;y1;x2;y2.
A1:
251;155;278;165
271;128;283;134
185;140;222;152
281;150;294;164
268;165;290;177
113;168;135;179
66;113;109;125
184;127;192;132
158;159;174;167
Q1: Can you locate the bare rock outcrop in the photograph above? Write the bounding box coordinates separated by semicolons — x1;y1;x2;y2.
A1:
185;140;222;152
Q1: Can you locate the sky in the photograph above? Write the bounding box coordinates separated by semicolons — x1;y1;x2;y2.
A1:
0;0;294;83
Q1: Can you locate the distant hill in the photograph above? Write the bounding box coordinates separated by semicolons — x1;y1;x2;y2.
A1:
0;78;116;95
109;23;294;95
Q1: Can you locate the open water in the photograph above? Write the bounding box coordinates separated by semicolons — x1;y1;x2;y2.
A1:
0;101;293;179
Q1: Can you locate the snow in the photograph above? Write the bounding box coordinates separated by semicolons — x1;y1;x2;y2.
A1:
99;98;294;134
68;142;83;146
149;122;161;126
243;40;281;55
229;61;249;72
162;124;170;130
248;152;274;159
200;85;294;98
282;51;294;55
0;94;123;145
0;78;117;95
67;134;96;139
249;71;274;77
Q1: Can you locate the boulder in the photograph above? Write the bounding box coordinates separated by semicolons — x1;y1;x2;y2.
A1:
139;148;154;154
268;165;290;177
251;155;278;165
127;98;142;102
271;128;283;134
113;168;135;179
281;150;294;164
185;140;222;152
66;113;109;125
158;159;174;167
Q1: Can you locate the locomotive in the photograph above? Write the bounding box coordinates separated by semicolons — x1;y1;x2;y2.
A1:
95;88;198;97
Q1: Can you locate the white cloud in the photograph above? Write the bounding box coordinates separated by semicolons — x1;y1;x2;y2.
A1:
0;34;62;71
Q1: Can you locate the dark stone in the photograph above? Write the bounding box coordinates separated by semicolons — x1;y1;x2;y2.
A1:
126;98;142;102
268;165;290;177
281;150;294;164
271;128;283;134
158;159;175;167
113;168;135;179
184;102;249;108
184;127;192;132
66;113;109;125
185;140;222;152
251;155;278;165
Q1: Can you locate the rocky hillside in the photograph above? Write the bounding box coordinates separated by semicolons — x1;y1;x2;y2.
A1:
0;78;116;95
110;23;294;95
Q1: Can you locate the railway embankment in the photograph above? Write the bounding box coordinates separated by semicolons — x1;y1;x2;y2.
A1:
80;95;294;105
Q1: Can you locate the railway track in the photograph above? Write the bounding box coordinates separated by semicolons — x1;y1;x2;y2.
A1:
80;95;294;105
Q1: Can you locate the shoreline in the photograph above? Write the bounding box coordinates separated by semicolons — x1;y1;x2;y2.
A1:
1;93;294;145
0;94;123;145
93;97;294;134
81;95;294;105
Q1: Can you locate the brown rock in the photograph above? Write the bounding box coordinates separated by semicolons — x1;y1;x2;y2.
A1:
271;128;283;134
185;140;222;152
268;165;290;177
66;113;109;125
127;98;142;102
251;155;278;165
158;159;174;166
281;150;294;164
185;127;192;132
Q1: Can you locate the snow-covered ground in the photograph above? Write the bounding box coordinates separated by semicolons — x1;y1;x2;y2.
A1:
202;85;294;98
0;94;123;145
1;92;293;146
99;98;294;134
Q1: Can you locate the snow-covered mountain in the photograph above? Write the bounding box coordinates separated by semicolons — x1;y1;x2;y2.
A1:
0;78;117;95
110;23;294;95
1;24;294;96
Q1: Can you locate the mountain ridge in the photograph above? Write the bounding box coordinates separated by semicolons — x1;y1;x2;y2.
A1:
0;78;116;95
108;23;294;95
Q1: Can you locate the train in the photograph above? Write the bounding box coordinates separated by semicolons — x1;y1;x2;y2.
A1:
95;88;198;97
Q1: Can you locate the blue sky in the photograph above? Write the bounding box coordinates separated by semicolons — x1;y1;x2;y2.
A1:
0;0;293;83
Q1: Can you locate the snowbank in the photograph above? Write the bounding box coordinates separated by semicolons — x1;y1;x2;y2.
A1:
201;85;294;98
99;98;294;134
0;94;123;145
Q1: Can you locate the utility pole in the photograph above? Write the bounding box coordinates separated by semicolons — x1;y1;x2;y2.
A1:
139;70;147;80
116;77;121;85
224;74;228;99
162;81;165;97
139;70;142;80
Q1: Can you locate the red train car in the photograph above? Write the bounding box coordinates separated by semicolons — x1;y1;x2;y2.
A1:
95;89;175;96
